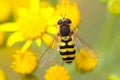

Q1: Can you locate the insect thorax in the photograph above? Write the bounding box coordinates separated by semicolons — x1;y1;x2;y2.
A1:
60;25;70;36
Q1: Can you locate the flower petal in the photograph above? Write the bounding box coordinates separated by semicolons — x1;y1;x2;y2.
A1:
0;0;11;22
30;0;40;13
17;8;28;18
0;32;5;46
47;26;58;35
0;69;7;80
21;39;32;52
0;23;19;31
35;38;41;46
42;33;53;46
7;32;25;47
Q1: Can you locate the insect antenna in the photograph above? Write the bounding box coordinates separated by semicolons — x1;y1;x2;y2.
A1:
60;14;66;19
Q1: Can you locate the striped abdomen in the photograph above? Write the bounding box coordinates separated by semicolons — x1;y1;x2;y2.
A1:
59;36;76;63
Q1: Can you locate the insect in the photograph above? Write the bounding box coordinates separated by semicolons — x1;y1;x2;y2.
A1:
39;17;98;66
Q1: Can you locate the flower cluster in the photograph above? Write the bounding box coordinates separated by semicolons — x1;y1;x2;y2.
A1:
0;0;81;77
0;0;99;79
11;50;38;74
0;0;80;52
75;48;98;71
44;65;71;80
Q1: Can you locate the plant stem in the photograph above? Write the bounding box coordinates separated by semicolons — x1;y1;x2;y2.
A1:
97;13;116;50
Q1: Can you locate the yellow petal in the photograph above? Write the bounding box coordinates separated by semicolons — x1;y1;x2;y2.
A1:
30;0;40;13
35;38;41;46
7;32;25;47
40;5;55;19
0;0;11;22
0;23;19;31
21;40;32;52
0;32;5;46
42;33;53;46
47;26;58;35
17;8;28;18
0;69;7;80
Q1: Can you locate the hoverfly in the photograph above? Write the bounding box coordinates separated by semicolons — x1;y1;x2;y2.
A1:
39;17;98;67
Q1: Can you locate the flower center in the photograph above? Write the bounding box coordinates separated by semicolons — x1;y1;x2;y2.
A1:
18;13;46;39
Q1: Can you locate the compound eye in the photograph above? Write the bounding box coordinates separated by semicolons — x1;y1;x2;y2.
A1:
57;19;62;25
65;18;71;24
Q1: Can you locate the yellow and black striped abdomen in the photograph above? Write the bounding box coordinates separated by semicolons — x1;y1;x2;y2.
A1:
59;36;76;63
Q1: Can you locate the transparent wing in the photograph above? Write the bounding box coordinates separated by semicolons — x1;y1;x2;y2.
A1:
73;32;98;59
39;35;60;67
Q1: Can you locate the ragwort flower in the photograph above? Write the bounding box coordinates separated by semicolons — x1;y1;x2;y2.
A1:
75;48;98;71
44;0;81;31
54;0;81;29
0;0;56;52
107;0;120;15
11;50;38;74
44;65;71;80
39;1;58;35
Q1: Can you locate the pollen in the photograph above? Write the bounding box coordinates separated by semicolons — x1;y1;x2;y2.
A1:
11;50;38;74
44;65;71;80
75;48;98;71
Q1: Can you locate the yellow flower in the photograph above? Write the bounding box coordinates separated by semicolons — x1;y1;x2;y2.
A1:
107;0;120;15
0;0;56;52
0;32;5;46
11;50;38;74
107;74;120;80
54;0;81;29
0;0;11;22
44;65;71;80
0;69;7;80
75;48;98;71
8;0;30;19
39;1;58;35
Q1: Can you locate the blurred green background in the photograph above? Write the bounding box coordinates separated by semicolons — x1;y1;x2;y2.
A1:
0;0;120;80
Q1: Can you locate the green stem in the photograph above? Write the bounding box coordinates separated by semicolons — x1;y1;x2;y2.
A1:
97;13;116;50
